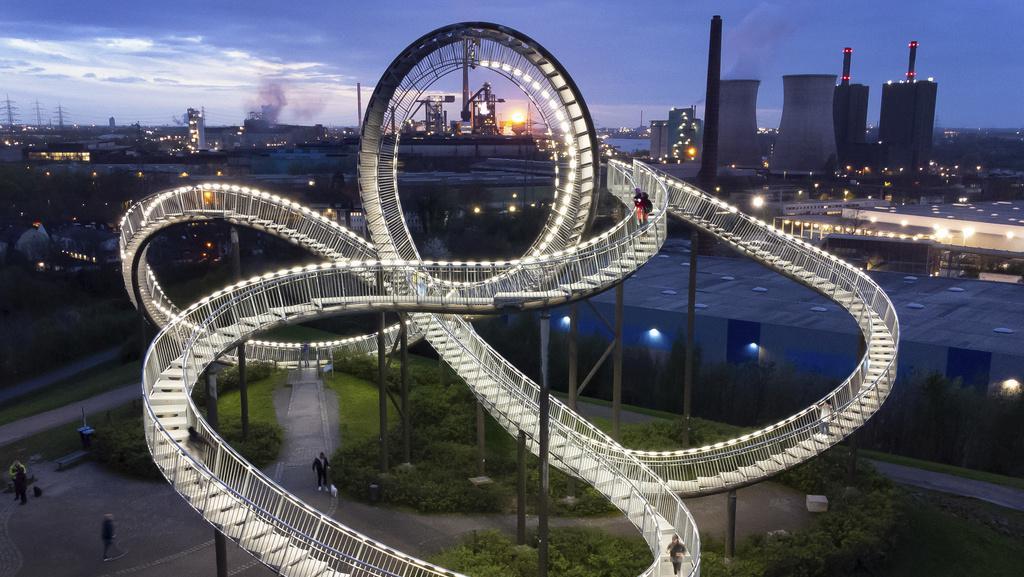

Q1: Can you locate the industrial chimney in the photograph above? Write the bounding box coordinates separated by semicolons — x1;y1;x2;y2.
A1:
906;41;918;81
772;74;838;174
718;80;760;168
841;47;852;86
834;48;869;167
698;15;722;190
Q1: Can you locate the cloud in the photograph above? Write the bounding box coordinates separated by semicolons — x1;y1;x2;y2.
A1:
0;30;358;124
104;75;146;84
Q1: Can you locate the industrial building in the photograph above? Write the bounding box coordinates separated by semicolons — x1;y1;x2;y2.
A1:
648;108;702;163
833;48;869;168
186;107;206;152
718;79;761;167
878;41;938;170
774;200;1024;276
551;239;1023;393
771;74;838;174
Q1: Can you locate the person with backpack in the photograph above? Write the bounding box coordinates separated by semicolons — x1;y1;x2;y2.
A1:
640;190;653;223
632;188;646;224
312;452;330;492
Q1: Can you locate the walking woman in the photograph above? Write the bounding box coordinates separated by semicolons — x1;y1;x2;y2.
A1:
667;534;686;575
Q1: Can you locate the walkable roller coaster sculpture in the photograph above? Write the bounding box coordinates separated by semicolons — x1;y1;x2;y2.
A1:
120;22;898;577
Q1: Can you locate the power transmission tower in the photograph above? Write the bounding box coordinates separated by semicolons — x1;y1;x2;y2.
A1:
55;104;67;129
2;95;17;131
34;100;44;127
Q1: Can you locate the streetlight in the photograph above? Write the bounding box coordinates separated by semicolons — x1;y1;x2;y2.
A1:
752;196;765;209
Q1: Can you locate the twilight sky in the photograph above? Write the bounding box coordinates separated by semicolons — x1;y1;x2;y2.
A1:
1;0;1022;129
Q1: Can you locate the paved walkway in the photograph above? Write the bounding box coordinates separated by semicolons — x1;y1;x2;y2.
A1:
0;384;140;447
869;459;1024;512
0;348;119;402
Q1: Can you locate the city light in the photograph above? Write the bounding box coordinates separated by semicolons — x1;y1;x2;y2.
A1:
509;205;517;212
752;196;765;209
561;316;571;326
1002;379;1021;395
962;227;975;240
648;328;661;338
510;110;526;124
472;206;481;214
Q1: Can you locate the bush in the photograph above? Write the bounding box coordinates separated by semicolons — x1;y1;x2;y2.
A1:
92;412;162;480
219;420;283;469
700;448;901;577
217;361;274;394
430;528;651;577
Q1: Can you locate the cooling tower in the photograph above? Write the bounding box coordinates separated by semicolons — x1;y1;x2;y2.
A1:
772;74;838;173
718;79;760;167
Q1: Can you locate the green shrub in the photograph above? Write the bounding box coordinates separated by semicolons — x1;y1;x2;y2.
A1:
219;420;283;469
430;528;651;577
92;414;162;480
701;448;901;577
217;361;274;394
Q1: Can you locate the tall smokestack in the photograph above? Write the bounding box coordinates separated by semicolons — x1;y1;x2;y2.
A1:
841;47;852;86
699;15;722;191
906;41;918;81
357;82;363;131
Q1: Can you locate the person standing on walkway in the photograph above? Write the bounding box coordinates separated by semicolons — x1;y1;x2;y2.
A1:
101;514;116;560
633;188;647;224
312;452;330;491
819;400;833;437
12;464;27;505
667;534;686;575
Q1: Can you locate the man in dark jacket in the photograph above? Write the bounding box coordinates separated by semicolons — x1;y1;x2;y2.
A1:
102;514;116;560
12;465;27;505
312;452;329;492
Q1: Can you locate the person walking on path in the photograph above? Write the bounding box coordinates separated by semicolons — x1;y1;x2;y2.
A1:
101;513;116;560
12;464;27;505
667;534;686;575
312;452;330;492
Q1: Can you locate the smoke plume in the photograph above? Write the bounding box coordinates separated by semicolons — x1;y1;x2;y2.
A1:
724;3;798;80
250;79;327;124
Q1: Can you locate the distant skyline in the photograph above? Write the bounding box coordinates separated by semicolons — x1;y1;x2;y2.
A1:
2;0;1023;129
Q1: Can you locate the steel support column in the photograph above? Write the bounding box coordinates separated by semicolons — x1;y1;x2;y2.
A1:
683;229;698;446
612;284;624;441
567;304;578;497
726;489;737;560
231;226;249;440
538;310;551;577
401;314;411;465
476;401;486;476
517;429;527;545
378;311;388;473
205;371;228;577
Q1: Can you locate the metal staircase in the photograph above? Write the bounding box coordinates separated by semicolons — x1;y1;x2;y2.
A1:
123;160;897;577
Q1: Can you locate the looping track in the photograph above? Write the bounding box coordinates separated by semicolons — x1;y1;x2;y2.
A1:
121;22;897;577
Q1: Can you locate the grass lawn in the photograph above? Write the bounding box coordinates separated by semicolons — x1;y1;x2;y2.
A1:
323;371;398;443
0;361;141;427
864;450;1024;491
0;401;140;470
883;495;1024;577
216;368;287;427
